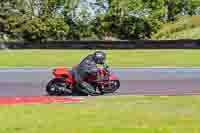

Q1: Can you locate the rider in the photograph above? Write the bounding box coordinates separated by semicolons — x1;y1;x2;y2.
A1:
72;51;109;96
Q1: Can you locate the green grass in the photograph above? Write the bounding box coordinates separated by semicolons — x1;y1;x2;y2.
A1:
1;50;200;67
152;16;200;40
1;96;200;133
155;27;200;40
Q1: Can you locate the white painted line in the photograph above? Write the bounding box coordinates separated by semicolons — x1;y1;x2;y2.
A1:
1;68;200;73
98;93;200;97
0;69;51;72
1;66;200;69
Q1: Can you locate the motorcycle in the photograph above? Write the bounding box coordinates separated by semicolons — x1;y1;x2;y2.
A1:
46;66;120;96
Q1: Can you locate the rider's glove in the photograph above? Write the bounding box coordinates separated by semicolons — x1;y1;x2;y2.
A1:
103;64;109;69
104;64;110;73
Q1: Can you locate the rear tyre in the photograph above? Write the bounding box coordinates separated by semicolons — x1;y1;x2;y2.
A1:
46;78;71;96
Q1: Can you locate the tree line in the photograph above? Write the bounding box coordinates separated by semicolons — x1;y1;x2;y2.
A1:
0;0;200;42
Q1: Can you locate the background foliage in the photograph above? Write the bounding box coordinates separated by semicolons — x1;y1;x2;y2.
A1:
0;0;200;41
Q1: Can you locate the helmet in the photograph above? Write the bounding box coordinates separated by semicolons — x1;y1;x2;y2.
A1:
93;51;106;64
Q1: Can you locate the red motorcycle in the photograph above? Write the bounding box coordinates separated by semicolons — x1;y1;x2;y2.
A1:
46;66;120;96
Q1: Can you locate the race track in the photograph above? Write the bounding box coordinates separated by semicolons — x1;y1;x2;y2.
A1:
1;68;200;97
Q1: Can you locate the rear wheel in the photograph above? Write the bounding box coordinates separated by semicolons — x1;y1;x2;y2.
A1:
46;78;71;96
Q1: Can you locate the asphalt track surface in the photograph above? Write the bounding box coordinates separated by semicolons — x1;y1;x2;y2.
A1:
1;68;200;97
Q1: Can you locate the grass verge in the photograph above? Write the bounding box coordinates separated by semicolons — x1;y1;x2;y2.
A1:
0;96;200;132
152;16;200;40
1;50;200;67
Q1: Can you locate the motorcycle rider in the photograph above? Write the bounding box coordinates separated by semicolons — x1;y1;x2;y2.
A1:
72;51;109;96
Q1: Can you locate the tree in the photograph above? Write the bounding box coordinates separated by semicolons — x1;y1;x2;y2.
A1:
14;15;69;42
0;0;25;40
188;0;200;15
91;0;165;39
0;0;70;41
163;0;200;21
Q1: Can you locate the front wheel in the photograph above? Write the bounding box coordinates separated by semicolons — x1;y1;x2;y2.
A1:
46;78;71;96
99;80;120;94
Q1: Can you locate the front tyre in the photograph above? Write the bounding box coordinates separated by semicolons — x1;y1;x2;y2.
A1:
100;80;120;94
110;80;120;92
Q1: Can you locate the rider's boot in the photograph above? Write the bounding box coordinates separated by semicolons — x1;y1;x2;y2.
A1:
75;82;100;96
